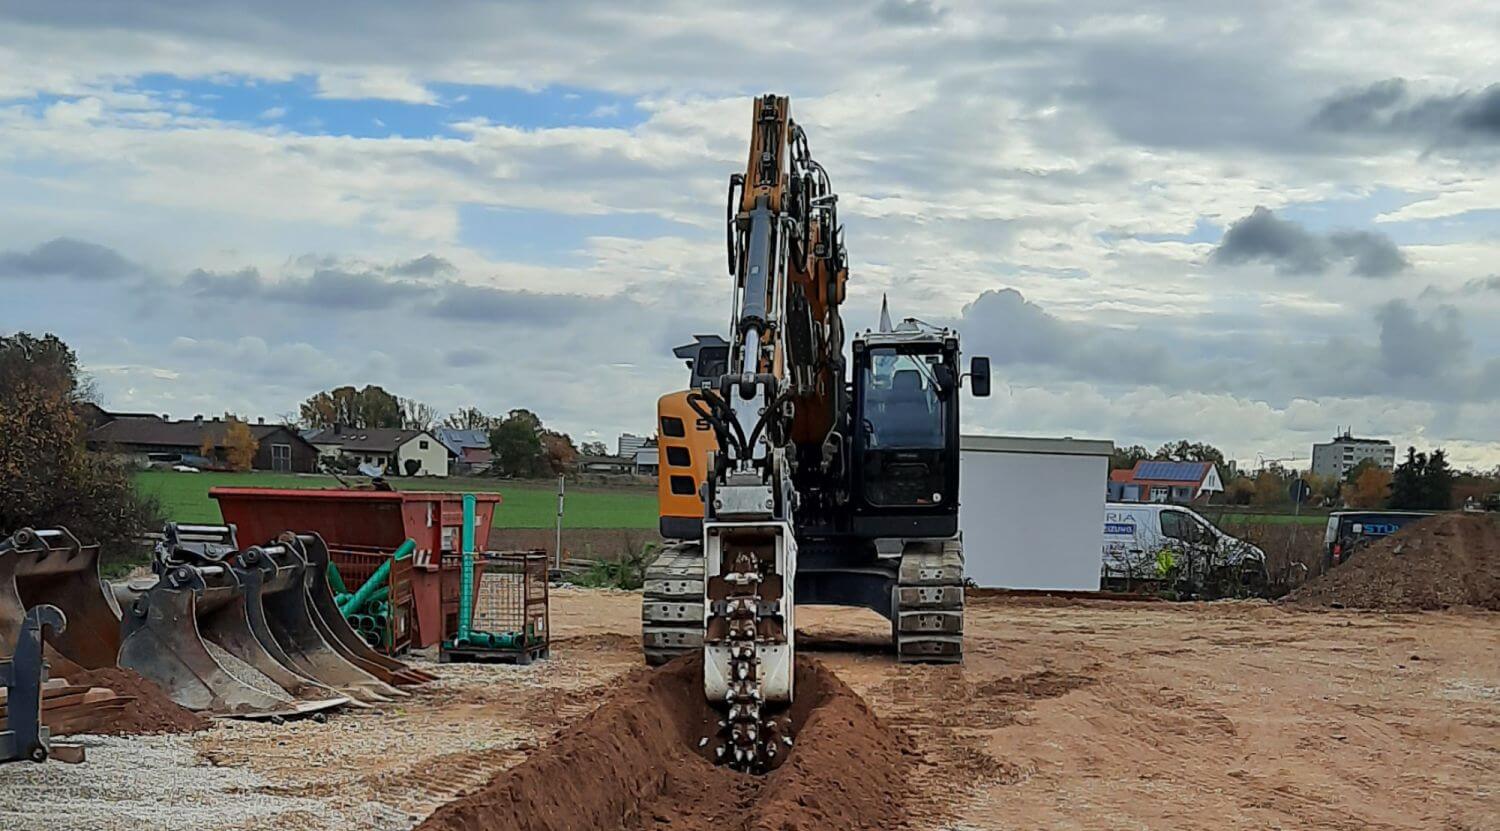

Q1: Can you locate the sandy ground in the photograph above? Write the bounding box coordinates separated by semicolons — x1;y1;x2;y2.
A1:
5;588;1496;830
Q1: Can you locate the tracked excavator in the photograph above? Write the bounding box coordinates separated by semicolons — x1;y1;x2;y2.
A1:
642;95;991;771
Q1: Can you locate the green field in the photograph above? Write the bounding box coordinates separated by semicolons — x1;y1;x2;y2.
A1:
133;470;659;529
1209;512;1329;527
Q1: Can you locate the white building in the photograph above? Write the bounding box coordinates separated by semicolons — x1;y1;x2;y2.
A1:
306;426;450;477
1310;431;1396;479
959;435;1114;590
617;433;649;458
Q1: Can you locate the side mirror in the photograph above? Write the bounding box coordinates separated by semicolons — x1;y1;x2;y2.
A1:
969;356;991;397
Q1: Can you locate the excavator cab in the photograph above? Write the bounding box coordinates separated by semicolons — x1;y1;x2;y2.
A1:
849;326;988;538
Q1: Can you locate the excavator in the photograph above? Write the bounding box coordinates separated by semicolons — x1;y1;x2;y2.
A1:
642;95;991;771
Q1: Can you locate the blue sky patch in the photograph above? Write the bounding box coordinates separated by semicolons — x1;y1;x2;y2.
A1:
3;74;648;139
458;205;701;265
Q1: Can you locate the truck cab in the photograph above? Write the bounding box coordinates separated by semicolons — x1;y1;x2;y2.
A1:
1322;511;1433;570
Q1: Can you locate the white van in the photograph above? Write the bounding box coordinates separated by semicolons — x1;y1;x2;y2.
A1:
1101;503;1266;595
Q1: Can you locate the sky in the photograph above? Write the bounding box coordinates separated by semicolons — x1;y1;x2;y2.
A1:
1;1;1497;469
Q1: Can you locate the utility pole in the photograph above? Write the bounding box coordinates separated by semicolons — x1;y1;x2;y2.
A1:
554;474;565;573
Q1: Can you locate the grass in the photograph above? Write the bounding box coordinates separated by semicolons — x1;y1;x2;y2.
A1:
1212;512;1328;527
132;470;660;529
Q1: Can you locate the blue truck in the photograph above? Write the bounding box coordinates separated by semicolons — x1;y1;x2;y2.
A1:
1322;511;1434;571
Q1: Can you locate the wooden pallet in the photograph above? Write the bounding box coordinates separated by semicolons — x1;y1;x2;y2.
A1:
438;643;550;666
1;679;131;737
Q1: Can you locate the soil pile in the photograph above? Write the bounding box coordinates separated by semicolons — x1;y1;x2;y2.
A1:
51;659;210;735
419;654;916;831
1286;513;1500;611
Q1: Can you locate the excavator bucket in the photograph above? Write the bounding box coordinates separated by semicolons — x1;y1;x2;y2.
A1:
284;532;436;686
118;525;350;717
229;532;401;704
0;528;122;670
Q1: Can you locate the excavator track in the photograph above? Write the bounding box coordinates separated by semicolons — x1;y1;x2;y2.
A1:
641;541;705;666
894;538;965;663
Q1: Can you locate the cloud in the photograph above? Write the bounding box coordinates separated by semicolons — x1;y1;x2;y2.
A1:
314;70;435;104
428;284;620;325
1210;207;1408;277
0;237;139;280
1374;300;1469;378
443;347;492;368
1312;79;1500;144
872;0;946;26
389;254;456;278
954;288;1171;387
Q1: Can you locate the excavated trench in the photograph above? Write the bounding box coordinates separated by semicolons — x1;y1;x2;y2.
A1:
419;654;916;831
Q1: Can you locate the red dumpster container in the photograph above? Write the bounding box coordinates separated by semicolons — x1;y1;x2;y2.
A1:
209;488;501;648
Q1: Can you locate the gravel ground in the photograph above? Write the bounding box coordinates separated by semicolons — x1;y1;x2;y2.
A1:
205;640;295;703
0;735;409;831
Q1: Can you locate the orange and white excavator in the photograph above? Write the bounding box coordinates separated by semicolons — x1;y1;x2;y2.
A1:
643;95;991;771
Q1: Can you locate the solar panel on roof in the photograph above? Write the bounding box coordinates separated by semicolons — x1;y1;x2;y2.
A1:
1136;461;1206;482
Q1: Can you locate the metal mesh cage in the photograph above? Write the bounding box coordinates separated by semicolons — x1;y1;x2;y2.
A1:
470;550;549;648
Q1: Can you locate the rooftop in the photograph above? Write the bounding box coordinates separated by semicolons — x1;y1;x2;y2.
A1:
88;417;304;448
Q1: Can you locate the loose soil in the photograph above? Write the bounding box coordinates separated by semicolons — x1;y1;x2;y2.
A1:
488;528;664;563
1286;513;1500;610
8;586;1496;830
50;659;209;735
418;653;914;831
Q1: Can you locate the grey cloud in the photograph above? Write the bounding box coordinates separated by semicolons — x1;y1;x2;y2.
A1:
1210;206;1407;278
1418;274;1500;300
267;268;422;311
873;0;945;25
389;254;456;278
955;288;1171;386
0;237;138;281
186;267;264;297
180;254;624;324
186;265;421;310
443;347;493;368
1374;300;1469;378
1313;79;1500;143
428;284;618;324
1326;230;1407;278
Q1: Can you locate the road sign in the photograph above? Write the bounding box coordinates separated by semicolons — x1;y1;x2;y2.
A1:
1288;478;1312;504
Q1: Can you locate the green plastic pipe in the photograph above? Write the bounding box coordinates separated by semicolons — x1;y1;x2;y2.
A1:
457;493;476;643
327;562;349;595
339;538;415;616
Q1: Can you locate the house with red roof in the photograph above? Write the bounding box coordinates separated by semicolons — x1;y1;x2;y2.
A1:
1107;460;1224;504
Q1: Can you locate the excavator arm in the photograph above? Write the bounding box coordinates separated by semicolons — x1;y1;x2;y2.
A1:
686;95;849;772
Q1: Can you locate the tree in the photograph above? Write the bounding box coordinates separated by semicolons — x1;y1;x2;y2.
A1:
1390;447;1427;509
580;440;609;457
1344;457;1382;485
489;409;546;477
1422;448;1454;510
223;417;259;472
1111;444;1150;471
542;431;578;474
1348;465;1392;509
399;397;436;431
443;407;495;431
1250;466;1293;508
1;331;160;566
1154;440;1227;466
1223;476;1256;505
299;385;402;429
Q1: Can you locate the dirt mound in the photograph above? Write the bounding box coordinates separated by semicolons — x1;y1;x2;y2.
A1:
50;659;210;735
419;654;916;831
1286;513;1500;611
